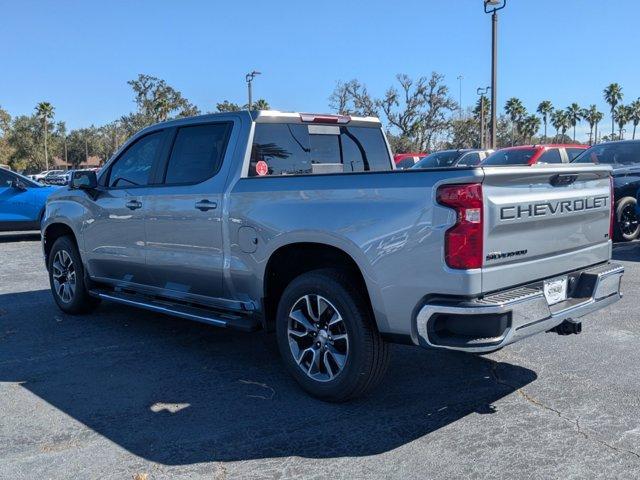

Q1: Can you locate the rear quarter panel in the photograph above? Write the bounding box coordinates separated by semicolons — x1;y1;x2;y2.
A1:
226;169;483;338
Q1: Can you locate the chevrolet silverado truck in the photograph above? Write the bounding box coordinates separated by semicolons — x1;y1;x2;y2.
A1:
42;110;624;401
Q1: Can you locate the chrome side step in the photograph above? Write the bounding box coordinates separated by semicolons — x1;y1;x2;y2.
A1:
91;290;260;332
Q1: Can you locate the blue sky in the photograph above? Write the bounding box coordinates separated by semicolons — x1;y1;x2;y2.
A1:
2;0;639;140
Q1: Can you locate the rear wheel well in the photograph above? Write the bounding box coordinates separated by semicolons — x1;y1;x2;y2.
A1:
263;243;373;330
43;223;77;267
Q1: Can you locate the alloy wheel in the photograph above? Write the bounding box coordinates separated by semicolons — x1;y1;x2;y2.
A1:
52;250;76;303
620;203;640;237
287;294;349;382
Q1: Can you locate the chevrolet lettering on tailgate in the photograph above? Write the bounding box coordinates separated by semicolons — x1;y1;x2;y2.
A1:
500;195;609;220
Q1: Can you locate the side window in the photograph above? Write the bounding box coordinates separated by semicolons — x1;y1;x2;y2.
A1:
566;148;585;161
0;169;14;187
108;131;164;188
164;123;231;184
538;149;563;164
457;152;481;166
250;124;311;176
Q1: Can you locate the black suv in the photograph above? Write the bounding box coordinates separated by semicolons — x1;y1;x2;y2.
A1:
573;140;640;241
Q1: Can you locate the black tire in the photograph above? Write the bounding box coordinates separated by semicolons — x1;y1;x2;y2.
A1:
615;196;640;242
48;236;100;314
276;268;389;402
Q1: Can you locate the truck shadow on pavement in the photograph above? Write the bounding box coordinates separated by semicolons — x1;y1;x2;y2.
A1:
0;232;40;243
0;289;536;465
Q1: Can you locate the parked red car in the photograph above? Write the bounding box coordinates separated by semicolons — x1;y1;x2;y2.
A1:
482;144;588;166
394;153;428;169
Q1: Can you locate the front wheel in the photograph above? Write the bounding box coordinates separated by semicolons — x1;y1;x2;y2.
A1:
276;268;389;402
615;196;640;242
48;236;100;314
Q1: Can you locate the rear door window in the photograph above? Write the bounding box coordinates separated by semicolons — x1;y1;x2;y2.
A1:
249;123;391;176
163;123;231;184
537;149;563;164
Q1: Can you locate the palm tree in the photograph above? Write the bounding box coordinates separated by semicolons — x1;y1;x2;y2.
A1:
582;105;603;145
603;83;623;136
35;101;55;170
504;97;526;146
628;99;640;140
593;110;604;144
537;100;553;142
252;99;270;110
551;110;566;142
521;115;541;144
565;103;582;142
614;104;630;139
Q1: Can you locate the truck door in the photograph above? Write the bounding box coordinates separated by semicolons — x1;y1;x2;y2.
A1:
143;121;233;304
82;130;167;285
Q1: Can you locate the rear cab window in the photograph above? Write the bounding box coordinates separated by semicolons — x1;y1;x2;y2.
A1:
248;122;392;177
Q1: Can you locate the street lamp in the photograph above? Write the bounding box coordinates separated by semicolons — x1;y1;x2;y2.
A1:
246;70;261;111
477;87;491;149
457;75;464;118
484;0;507;149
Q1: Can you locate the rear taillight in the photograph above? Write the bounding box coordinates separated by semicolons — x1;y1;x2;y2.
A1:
437;183;484;269
609;175;615;241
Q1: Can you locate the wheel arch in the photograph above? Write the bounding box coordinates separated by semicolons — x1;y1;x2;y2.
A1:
261;241;384;332
42;222;80;269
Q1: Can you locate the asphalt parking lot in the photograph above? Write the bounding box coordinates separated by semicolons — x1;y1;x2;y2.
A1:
0;232;639;479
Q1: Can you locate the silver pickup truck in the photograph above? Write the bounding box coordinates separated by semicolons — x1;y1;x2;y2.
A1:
42;110;624;401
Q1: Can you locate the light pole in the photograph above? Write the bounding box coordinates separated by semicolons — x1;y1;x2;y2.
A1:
457;75;464;118
477;87;490;149
246;70;261;111
484;0;506;149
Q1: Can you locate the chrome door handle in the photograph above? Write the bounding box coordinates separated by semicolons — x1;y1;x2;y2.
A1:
195;200;217;211
125;200;142;210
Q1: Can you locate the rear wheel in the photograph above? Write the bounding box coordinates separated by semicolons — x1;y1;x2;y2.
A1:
48;236;100;314
615;196;640;242
276;268;389;402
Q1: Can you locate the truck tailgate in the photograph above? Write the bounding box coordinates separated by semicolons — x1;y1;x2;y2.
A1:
481;164;612;293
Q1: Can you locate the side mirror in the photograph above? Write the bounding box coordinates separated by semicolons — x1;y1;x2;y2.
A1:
70;170;98;190
10;179;27;191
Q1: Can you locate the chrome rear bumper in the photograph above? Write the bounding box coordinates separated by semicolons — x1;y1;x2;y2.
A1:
416;262;624;353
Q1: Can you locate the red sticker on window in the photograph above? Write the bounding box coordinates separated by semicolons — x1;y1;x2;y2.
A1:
256;160;269;176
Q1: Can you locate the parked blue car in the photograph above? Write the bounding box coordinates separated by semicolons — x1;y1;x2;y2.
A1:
0;168;60;231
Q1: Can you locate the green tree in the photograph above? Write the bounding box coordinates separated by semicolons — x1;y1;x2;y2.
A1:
35;101;55;170
565;103;582;141
504;97;526;146
521;115;541;144
551;110;569;142
628;99;640;140
536;100;553;142
0;106;12;167
603;83;623;136
582;105;603;145
329;79;379;117
378;73;457;151
127;74;200;123
614;104;630;139
216;100;241;112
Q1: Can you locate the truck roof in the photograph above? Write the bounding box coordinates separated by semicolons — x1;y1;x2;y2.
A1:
143;110;382;132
